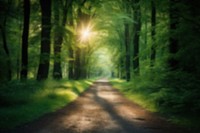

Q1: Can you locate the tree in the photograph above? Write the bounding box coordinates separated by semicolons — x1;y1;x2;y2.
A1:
52;0;62;79
52;0;73;79
74;0;90;80
68;43;74;79
132;0;141;75
150;0;156;67
67;5;75;79
20;0;30;80
74;48;81;79
37;0;51;80
168;0;179;70
124;2;131;81
124;22;130;81
0;0;12;81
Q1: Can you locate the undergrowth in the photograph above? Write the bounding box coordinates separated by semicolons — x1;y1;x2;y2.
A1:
0;79;93;130
110;70;200;131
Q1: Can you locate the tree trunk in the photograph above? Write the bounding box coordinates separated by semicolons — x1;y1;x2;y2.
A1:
52;0;73;79
53;0;62;79
0;16;12;81
144;1;148;55
132;0;141;75
53;0;73;79
125;23;130;81
74;2;90;80
150;0;156;67
74;47;81;80
67;3;75;80
168;0;179;70
37;0;51;80
53;37;62;79
81;48;85;79
68;45;74;79
120;57;124;79
20;0;30;80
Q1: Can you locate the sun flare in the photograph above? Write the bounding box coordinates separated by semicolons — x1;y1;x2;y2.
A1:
81;27;91;41
80;23;94;42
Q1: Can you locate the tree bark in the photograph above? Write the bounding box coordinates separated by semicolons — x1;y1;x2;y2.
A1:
68;45;74;79
74;47;81;80
37;0;51;80
52;0;73;79
132;0;141;75
168;0;179;70
20;0;30;80
125;23;130;81
0;14;12;80
74;1;90;80
68;3;75;79
53;0;62;79
150;0;156;67
1;27;12;80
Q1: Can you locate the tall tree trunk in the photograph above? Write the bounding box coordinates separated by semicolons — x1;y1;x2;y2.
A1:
144;0;148;54
74;2;90;80
120;57;124;79
125;23;130;81
120;35;125;79
53;0;62;79
1;27;12;80
0;15;12;80
52;0;73;79
74;47;81;80
68;28;74;80
20;0;30;80
68;4;75;79
68;45;74;79
150;0;156;67
168;0;179;70
132;0;141;75
80;48;86;79
37;0;51;80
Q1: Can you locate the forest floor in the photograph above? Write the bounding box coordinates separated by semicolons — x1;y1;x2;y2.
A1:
3;79;192;133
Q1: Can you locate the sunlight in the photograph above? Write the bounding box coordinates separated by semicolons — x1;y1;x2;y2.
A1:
80;26;91;42
92;47;114;78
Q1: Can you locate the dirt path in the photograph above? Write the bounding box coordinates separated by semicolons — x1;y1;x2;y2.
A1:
5;79;189;133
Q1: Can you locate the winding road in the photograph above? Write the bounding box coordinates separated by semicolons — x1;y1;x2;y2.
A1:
6;79;189;133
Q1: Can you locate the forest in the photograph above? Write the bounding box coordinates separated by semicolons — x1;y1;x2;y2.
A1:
0;0;200;132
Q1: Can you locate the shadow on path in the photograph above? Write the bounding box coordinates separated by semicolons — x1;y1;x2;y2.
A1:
3;80;190;133
90;81;146;133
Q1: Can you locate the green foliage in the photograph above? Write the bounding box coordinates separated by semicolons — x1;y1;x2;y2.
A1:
157;71;200;114
0;79;93;129
111;69;200;130
1;0;200;131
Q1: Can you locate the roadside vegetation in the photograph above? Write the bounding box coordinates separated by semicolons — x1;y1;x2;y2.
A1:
111;73;200;132
0;79;93;129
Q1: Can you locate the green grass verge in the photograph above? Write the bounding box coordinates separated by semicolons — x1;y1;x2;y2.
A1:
0;79;93;130
110;79;157;112
110;78;200;132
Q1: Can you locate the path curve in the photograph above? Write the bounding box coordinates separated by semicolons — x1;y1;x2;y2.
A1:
5;80;189;133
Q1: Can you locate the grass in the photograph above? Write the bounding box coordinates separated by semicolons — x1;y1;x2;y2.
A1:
0;79;93;130
110;79;158;112
110;77;200;132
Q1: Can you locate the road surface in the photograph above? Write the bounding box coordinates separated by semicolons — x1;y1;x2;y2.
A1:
5;79;189;133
